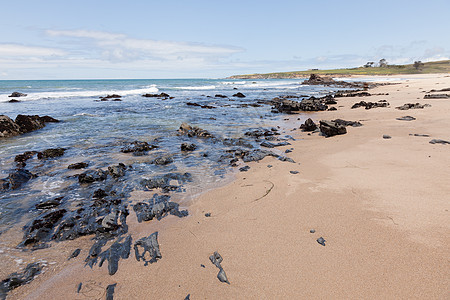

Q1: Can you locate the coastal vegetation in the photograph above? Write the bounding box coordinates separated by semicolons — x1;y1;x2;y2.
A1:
228;59;450;79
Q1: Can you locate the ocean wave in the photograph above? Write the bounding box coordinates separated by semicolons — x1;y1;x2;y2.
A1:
175;85;216;90
220;81;247;85
0;85;159;103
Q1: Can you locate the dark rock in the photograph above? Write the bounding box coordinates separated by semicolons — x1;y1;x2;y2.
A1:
241;149;278;162
120;141;157;154
133;194;188;223
409;134;430;137
327;107;337;111
106;283;117;300
108;163;126;178
285;149;292;153
331;119;363;127
77;282;82;293
15;115;46;133
278;156;296;163
178;123;213;138
205;213;211;217
140;172;192;192
429;139;450;145
223;138;254;149
152;155;173;166
134;232;161;266
20;209;67;247
98;235;132;275
244;128;279;138
424;94;450;99
8;99;20;103
68;248;81;260
0;115;22;138
396;116;416;121
319;120;347;137
78;169;108;184
239;166;250;172
37;148;66;159
186;102;201;107
9;92;27;97
260;141;291;148
0;262;42;299
233;92;246;98
351;101;389;109
267;165;273;168
103;94;122;98
209;251;230;284
1;169;35;191
395;103;431;110
39;115;60;123
317;237;326;246
36;197;63;209
85;239;107;268
383;135;392;139
112;99;122;101
290;171;299;174
310;229;315;233
300;118;317;131
215;94;228;98
93;189;108;199
302;74;368;88
68;162;88;169
184;294;191;300
334;91;371;97
142;92;170;98
15;151;38;163
181;143;197;151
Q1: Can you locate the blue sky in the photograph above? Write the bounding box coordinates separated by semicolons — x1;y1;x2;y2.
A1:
0;0;449;79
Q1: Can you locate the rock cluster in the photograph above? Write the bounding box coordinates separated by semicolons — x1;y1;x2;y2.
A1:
0;114;59;138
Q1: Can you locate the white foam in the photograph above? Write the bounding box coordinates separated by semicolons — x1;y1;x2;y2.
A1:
0;85;159;103
220;81;247;85
175;85;216;90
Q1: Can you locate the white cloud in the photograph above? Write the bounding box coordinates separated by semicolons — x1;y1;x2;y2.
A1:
45;29;243;62
0;44;66;57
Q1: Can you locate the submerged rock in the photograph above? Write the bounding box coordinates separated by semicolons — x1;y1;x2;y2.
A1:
181;142;197;151
15;151;38;163
232;92;246;98
178;123;213;138
0;114;59;138
35;196;63;210
108;163;126;178
8;92;27;97
351;101;389;109
37;147;66;159
78;169;108;184
0;262;42;299
134;232;162;266
1;169;35;191
140;172;192;192
152;155;173;166
68;162;89;169
120;141;157;154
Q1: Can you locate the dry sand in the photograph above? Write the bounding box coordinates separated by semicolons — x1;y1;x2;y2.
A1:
7;74;450;299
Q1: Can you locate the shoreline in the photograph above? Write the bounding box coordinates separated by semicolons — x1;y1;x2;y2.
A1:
4;74;450;299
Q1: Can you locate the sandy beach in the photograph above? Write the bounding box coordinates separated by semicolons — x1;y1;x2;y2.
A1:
5;74;450;299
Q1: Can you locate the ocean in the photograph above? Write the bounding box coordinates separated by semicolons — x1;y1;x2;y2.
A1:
0;78;341;229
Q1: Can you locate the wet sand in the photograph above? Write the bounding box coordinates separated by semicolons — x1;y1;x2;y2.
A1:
7;74;450;299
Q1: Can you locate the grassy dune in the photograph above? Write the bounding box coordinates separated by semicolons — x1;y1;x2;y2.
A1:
228;60;450;79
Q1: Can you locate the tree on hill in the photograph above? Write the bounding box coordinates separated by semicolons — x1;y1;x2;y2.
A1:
378;58;388;67
413;61;424;70
364;62;375;68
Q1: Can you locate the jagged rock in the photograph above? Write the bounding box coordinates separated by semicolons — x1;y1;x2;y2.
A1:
35;196;63;209
331;119;363;127
85;236;132;275
239;166;250;172
181;143;197;151
351;100;389;109
37;148;66;159
300;118;317;131
15;115;45;133
78;169;108;184
429;139;450;144
0;262;42;299
319;120;347;137
317;237;326;246
396;116;416;121
152;155;173;165
244;127;279;138
178;123;213;138
134;232;162;266
108;163;126;178
133;194;188;222
8;92;27;97
0;115;22;138
395;103;431;110
120;141;157;154
222;138;254;148
232;92;246;98
68;162;88;169
20;209;67;247
140;172;192;192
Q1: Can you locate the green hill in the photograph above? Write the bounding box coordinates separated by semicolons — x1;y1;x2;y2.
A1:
228;60;450;79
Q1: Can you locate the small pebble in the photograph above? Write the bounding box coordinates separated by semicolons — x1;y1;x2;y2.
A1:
201;264;205;268
317;237;326;246
383;135;392;139
205;213;211;217
310;229;315;233
290;171;299;174
267;165;273;168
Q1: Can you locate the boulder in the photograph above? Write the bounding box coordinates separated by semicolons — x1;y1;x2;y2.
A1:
14;115;45;133
319;120;347;137
300;118;317;131
0;115;22;138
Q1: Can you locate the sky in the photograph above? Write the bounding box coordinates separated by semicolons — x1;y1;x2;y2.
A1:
0;0;449;79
